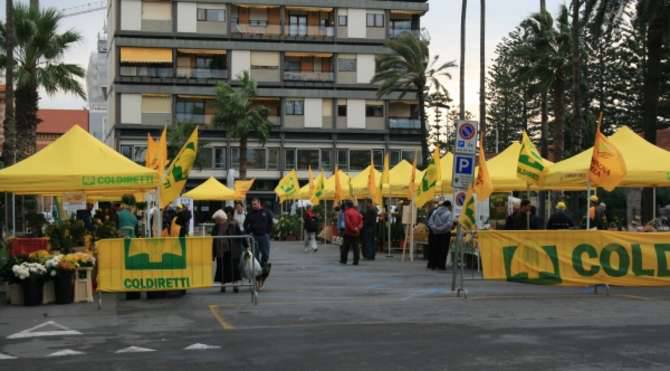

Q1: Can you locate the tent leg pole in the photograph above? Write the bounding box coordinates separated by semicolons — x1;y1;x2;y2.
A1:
586;181;591;230
387;198;392;258
526;186;530;229
12;193;16;236
653;187;657;220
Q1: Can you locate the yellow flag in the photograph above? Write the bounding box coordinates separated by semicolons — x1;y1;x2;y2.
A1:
160;128;198;208
158;128;168;176
416;148;442;208
473;143;493;199
274;169;300;202
381;152;390;195
408;156;417;200
234;179;255;199
517;131;546;184
334;166;343;204
145;133;158;169
368;163;382;206
589;114;627;192
311;170;326;204
458;186;477;231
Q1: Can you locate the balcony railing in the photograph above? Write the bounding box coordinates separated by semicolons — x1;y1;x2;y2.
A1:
176;68;228;80
176;113;214;125
120;66;174;78
286;25;335;38
284;71;334;82
388;28;421;38
389;118;421;129
231;23;281;36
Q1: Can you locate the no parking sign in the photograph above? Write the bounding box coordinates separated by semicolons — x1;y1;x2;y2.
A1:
455;121;478;154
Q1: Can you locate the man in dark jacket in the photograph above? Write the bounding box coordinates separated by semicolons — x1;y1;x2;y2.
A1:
427;201;454;270
341;201;363;265
244;198;274;267
546;201;575;229
362;203;378;260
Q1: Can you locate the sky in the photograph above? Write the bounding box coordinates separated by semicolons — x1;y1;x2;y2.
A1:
2;0;566;118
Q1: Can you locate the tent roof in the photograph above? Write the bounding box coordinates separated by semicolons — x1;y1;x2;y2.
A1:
350;165;381;199
0;125;158;194
483;142;555;192
183;177;242;201
322;170;353;201
386;160;424;198
544;126;670;189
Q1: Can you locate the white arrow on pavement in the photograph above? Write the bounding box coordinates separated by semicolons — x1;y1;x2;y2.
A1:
0;353;17;360
184;343;221;351
7;321;82;339
48;349;85;357
115;346;156;354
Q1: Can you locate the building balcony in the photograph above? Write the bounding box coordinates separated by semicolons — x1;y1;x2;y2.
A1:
176;113;214;126
176;68;228;80
388;28;421;38
286;25;335;38
284;71;334;82
389;118;421;129
120;66;174;78
232;23;281;36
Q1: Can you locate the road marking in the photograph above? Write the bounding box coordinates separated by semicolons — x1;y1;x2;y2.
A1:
0;353;16;360
208;304;235;330
614;294;650;301
48;349;85;357
7;320;82;339
184;343;221;351
115;346;156;354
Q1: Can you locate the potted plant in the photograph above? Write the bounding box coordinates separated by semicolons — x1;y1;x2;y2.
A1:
46;254;80;304
12;261;47;306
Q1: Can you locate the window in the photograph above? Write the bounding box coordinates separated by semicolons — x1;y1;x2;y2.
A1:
176;99;206;124
336;149;348;170
367;13;384;28
390;149;402;166
285;57;301;72
120;145;133;159
338;58;356;72
338;15;347;26
297;149;319;170
199;147;213;169
337;104;347;117
268;148;280;169
284;149;296;169
214;147;227;169
320;149;332;171
349;150;370;171
249;19;268;27
195;55;227;70
288;15;308;36
366;104;384;117
197;8;226;22
231;148;266;169
401;150;416;163
373;149;384;170
286;99;304;116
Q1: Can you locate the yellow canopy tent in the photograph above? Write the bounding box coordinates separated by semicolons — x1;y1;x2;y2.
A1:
384;160;424;198
350;165;381;199
543;126;670;189
484;142;554;192
182;177;243;201
440;152;454;194
321;170;353;200
0;125;158;194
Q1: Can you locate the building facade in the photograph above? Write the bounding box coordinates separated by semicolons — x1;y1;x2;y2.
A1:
87;33;110;142
106;0;428;207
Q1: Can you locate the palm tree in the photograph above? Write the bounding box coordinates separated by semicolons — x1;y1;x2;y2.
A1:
479;0;486;144
212;72;271;180
517;7;572;160
9;5;85;160
2;0;16;165
459;0;468;120
372;32;456;165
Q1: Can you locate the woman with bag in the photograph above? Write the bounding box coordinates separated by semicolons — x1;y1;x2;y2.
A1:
211;208;242;293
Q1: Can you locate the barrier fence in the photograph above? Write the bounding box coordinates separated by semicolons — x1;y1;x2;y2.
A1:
96;235;259;306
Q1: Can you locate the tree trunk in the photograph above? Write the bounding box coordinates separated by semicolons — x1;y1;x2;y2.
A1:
641;12;664;223
540;0;546;12
30;0;38;10
551;76;565;162
418;92;429;167
239;137;248;180
479;0;486;146
459;0;467;120
3;0;16;165
540;93;548;158
14;84;40;162
571;0;585;152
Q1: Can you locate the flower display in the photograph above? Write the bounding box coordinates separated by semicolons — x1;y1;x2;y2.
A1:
28;249;51;263
45;252;96;276
12;262;47;280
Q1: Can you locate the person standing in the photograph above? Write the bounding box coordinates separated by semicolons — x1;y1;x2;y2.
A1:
303;205;319;253
363;203;378;260
341;201;363;265
427;201;454;270
212;208;242;293
546;202;574;229
244;198;274;287
234;201;247;233
175;204;192;237
77;203;95;232
117;195;138;238
336;204;346;238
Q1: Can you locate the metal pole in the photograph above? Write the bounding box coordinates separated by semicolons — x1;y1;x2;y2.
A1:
387;198;392;257
526;186;530;230
586;180;591;229
451;224;462;291
653;187;657;220
12;193;16;236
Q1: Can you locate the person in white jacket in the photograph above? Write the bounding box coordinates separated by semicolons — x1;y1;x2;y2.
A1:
427;201;454;270
234;202;247;233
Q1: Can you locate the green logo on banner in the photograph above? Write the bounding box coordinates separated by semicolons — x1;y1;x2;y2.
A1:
124;237;187;270
503;245;562;285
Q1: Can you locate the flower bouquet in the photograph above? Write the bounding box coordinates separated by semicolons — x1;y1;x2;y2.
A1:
45;254;81;304
12;261;47;306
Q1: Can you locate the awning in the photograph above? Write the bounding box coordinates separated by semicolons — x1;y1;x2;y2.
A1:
177;48;227;56
120;47;173;64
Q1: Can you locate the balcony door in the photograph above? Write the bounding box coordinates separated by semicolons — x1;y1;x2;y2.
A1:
289;15;307;36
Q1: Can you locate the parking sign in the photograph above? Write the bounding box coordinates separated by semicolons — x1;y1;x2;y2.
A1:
452;153;475;189
455;121;478;154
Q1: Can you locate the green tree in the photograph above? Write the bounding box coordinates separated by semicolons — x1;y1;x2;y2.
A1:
1;5;86;161
2;0;16;165
372;32;456;166
212;72;271;180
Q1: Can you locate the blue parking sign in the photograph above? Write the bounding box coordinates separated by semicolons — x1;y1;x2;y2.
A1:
454;154;475;175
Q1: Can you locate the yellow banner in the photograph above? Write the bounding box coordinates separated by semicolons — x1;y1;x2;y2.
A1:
97;237;213;292
479;230;670;286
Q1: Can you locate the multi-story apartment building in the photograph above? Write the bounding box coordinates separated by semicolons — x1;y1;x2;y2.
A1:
106;0;428;209
87;32;110;142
